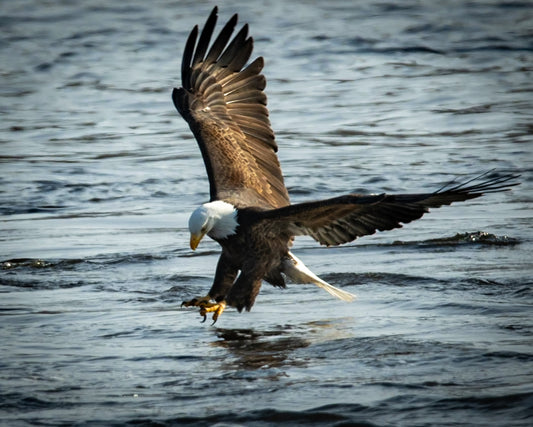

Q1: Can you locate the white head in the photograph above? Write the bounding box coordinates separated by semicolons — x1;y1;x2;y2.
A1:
188;200;238;250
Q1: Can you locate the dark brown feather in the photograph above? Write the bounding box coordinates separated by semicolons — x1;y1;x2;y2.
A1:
258;172;520;246
173;7;289;209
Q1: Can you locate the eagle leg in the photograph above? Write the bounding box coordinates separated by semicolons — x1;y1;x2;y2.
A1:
181;296;226;324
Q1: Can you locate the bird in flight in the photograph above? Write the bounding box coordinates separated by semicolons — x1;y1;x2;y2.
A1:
173;7;519;324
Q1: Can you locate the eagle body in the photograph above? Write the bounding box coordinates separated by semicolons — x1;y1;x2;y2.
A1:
174;7;519;322
189;202;297;311
215;212;292;310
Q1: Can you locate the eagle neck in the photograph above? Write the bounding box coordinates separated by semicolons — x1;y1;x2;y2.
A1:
205;200;238;240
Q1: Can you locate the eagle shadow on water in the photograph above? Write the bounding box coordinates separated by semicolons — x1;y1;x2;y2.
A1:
212;327;309;372
173;7;519;324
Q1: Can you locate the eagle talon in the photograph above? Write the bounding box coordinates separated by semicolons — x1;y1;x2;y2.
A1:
181;295;211;308
200;301;226;324
181;296;226;323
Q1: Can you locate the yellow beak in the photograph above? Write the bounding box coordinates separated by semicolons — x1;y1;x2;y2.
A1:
190;232;205;251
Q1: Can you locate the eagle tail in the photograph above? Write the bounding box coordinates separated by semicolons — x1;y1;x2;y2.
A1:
283;252;356;302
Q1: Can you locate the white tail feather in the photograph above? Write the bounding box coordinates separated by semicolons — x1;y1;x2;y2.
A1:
282;252;356;302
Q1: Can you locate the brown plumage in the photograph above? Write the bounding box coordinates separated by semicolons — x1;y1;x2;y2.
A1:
173;7;519;321
172;7;288;209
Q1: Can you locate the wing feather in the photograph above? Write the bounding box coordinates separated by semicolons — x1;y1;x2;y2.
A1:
257;172;519;246
223;74;265;96
216;25;249;68
173;7;289;208
181;26;198;89
192;10;217;66
204;14;238;64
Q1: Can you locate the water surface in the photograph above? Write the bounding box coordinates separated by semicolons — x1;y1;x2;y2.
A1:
1;1;532;425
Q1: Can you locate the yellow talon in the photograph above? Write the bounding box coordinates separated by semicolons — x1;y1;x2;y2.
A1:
181;295;211;308
181;296;226;324
199;301;226;324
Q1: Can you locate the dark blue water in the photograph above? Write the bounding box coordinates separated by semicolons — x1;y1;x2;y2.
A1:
1;1;532;425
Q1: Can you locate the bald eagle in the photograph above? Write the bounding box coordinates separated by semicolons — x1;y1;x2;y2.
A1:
173;7;518;323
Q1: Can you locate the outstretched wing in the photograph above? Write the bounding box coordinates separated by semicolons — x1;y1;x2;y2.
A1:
172;7;289;209
259;172;519;246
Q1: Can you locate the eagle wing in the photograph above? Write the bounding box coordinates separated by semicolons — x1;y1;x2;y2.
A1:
259;172;519;246
172;7;289;209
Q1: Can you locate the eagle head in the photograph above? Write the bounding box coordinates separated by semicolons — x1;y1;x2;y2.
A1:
188;201;238;250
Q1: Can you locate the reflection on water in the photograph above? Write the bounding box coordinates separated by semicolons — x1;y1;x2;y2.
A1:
213;327;309;372
211;318;358;374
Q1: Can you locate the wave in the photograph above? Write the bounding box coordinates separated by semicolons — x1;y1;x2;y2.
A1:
391;231;520;247
91;391;533;426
